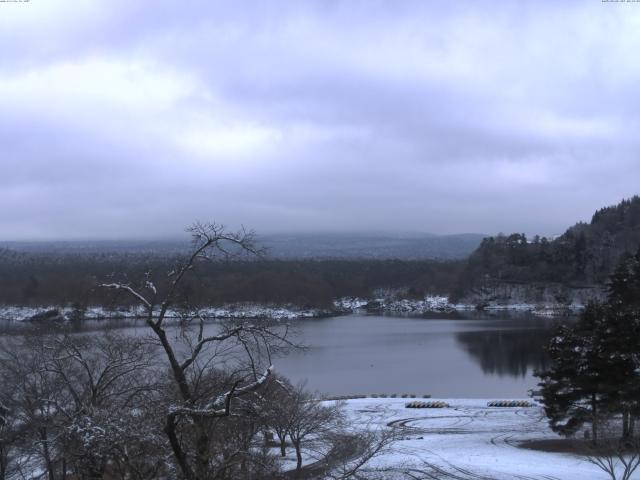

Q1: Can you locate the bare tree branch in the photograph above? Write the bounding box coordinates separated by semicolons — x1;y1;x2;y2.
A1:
100;283;152;310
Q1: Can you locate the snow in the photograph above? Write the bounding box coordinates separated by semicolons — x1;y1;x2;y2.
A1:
339;397;633;480
334;296;584;316
0;304;332;322
0;294;585;323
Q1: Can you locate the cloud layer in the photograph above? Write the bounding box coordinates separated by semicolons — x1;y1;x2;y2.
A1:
2;0;639;239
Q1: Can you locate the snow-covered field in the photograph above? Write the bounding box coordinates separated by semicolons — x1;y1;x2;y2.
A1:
342;398;629;480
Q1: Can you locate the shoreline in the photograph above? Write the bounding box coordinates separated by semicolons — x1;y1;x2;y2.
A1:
335;296;584;317
0;295;584;322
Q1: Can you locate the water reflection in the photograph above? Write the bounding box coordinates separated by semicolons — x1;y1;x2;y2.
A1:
455;328;552;378
0;313;571;397
0;318;149;336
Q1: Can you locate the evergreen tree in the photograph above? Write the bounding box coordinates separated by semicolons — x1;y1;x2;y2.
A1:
595;307;640;438
537;249;640;443
608;248;640;312
536;304;610;443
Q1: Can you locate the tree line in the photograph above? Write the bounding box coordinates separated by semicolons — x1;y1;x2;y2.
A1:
0;249;463;310
3;197;640;310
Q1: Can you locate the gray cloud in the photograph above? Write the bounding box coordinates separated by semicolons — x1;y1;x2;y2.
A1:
1;0;639;240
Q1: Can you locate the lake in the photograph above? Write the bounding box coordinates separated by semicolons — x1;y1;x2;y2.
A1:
0;311;564;398
274;312;561;398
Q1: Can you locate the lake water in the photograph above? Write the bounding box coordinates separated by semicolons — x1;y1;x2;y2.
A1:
273;312;560;398
1;311;564;398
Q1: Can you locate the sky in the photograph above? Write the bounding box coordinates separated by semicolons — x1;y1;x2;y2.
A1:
1;0;640;240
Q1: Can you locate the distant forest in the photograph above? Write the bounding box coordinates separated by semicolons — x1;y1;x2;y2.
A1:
0;252;463;308
453;195;640;299
1;196;639;308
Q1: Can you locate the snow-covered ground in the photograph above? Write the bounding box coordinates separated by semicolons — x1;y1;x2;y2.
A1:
0;304;332;322
341;397;629;480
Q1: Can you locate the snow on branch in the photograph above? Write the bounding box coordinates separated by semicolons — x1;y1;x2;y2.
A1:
100;283;152;310
169;365;273;418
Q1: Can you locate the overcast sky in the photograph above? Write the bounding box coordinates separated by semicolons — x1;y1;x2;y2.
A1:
1;0;639;240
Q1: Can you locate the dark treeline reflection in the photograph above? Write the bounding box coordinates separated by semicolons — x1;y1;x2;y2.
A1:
456;327;553;378
0;318;149;337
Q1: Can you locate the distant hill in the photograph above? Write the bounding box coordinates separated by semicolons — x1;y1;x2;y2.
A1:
258;233;486;260
453;196;640;301
2;233;486;261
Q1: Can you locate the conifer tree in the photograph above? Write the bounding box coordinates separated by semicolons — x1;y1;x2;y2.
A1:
537;247;640;443
536;304;609;443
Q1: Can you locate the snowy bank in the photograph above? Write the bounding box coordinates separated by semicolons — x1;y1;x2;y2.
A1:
334;295;583;316
0;304;337;322
1;294;584;323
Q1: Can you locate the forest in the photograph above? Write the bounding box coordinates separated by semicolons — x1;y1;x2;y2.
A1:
451;196;640;300
0;250;463;309
1;197;640;311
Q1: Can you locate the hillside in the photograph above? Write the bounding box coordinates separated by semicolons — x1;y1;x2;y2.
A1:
453;196;640;305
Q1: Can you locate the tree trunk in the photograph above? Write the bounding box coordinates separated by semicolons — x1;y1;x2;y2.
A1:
591;394;598;445
195;427;210;480
623;410;630;438
630;415;636;437
0;445;6;480
293;439;303;472
150;325;192;401
278;433;287;457
164;414;196;480
39;427;56;480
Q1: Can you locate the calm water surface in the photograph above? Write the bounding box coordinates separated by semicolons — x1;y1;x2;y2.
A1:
2;312;564;398
273;313;560;398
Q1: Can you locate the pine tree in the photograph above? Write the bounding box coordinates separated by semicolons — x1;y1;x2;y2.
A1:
536;304;609;443
595;307;640;438
537;249;640;443
608;248;640;312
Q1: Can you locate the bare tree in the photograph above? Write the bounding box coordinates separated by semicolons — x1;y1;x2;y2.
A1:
44;333;160;479
0;332;162;480
261;378;399;479
261;374;296;458
285;385;344;473
0;335;69;480
587;423;640;480
0;399;21;480
324;427;398;480
101;222;293;480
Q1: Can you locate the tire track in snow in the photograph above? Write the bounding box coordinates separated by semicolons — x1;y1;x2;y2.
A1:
383;404;562;480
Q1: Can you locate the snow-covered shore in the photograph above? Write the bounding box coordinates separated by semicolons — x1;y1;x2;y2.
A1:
0;294;583;322
335;295;584;316
340;397;619;480
0;304;334;322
